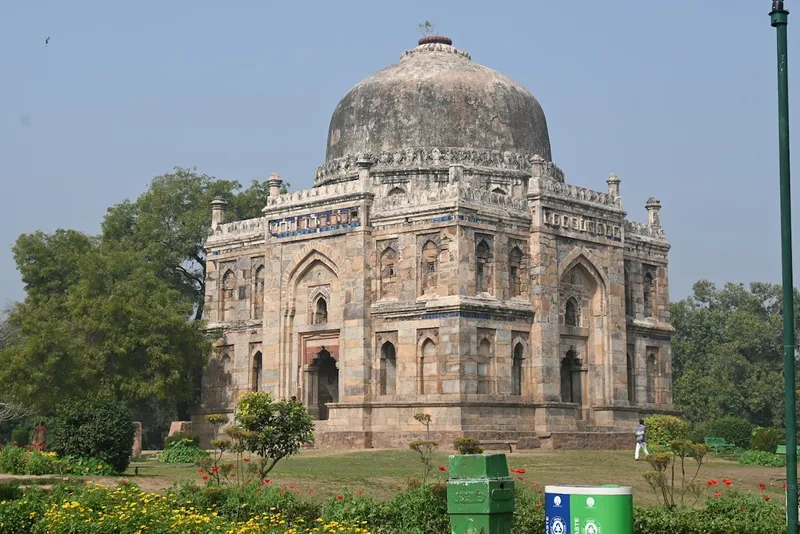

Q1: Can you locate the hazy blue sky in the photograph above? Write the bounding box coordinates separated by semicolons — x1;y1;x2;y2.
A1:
1;1;798;305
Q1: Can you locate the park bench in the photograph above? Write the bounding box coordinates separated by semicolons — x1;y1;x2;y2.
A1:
775;445;800;455
704;437;736;453
479;440;518;453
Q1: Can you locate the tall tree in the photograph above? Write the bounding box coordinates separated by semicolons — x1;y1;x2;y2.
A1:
672;280;800;428
101;167;275;320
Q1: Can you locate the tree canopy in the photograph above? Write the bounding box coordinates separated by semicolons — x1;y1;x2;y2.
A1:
671;280;800;428
0;168;274;421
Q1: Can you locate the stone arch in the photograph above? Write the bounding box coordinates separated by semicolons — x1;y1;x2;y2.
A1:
492;187;507;195
282;244;342;288
312;294;328;324
251;351;262;392
557;247;609;291
387;186;406;196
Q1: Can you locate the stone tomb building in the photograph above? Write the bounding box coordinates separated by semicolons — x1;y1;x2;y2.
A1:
193;37;674;449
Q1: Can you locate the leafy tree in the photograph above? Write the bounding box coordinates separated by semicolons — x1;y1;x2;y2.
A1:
0;234;210;414
234;392;314;479
101;167;281;320
672;280;800;428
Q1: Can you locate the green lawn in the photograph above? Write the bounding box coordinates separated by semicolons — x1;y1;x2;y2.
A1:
119;449;790;506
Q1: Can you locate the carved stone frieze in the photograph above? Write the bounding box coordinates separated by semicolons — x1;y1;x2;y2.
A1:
542;208;622;241
532;177;621;209
372;181;528;215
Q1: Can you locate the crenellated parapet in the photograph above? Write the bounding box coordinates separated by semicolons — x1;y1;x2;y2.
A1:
314;148;561;186
265;178;372;213
624;220;666;241
206;217;266;245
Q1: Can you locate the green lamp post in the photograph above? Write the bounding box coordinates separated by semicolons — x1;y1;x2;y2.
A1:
770;1;797;532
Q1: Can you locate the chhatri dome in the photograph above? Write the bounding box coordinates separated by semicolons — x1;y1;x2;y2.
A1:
325;36;552;164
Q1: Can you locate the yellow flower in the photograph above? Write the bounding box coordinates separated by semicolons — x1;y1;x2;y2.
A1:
97;465;103;469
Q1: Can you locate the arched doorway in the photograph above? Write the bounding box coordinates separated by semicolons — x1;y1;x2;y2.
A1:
251;352;262;392
315;349;338;420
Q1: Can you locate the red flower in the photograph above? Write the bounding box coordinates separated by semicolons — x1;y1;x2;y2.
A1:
517;477;523;481
210;467;219;473
356;489;363;495
516;468;526;474
714;492;721;498
706;481;714;486
740;506;745;512
289;485;295;489
198;470;205;476
765;496;771;502
230;474;236;478
262;479;271;485
280;489;285;494
244;458;250;462
247;478;252;483
759;484;767;491
724;480;732;486
438;466;447;472
535;503;542;508
308;490;314;495
784;483;789;490
337;495;344;500
202;475;209;481
710;479;718;485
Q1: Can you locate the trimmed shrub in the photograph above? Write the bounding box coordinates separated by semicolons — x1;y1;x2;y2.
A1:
164;431;200;448
738;449;786;467
697;417;753;450
453;437;484;455
158;436;209;464
49;396;135;473
750;427;779;452
644;415;689;450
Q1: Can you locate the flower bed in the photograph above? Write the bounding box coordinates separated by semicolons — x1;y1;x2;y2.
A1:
0;469;791;534
0;444;117;476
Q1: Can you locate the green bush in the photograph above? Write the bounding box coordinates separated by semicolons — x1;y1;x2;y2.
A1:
697;417;753;450
164;431;200;448
738;449;786;467
0;481;21;501
750;427;779;452
48;396;135;473
10;427;29;447
644;415;689;449
453;437;484;455
158;436;209;464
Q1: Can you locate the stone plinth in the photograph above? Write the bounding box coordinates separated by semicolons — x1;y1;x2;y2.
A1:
168;421;192;436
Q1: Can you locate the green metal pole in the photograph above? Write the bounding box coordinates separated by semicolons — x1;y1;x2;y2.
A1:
771;2;797;532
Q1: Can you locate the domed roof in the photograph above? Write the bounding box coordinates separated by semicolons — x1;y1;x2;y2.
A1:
325;37;552;164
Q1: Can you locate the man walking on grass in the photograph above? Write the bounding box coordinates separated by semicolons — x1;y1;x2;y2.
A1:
635;419;648;461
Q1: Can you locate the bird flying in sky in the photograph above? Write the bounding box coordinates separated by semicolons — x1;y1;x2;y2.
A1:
45;36;50;47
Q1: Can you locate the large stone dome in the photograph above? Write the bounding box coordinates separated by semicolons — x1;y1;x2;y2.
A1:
325;37;552;164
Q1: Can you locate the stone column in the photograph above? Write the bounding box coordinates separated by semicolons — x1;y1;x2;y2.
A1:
606;173;620;199
646;197;662;228
268;173;283;198
211;197;227;230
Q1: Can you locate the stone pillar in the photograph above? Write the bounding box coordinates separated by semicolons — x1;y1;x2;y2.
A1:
356;158;373;181
606;173;620;198
268;172;283;198
646;197;662;228
131;422;143;458
211;197;227;229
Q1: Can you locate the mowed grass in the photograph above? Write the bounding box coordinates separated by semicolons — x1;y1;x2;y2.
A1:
119;449;792;507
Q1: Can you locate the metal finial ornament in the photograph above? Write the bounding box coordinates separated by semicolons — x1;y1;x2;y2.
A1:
774;0;785;11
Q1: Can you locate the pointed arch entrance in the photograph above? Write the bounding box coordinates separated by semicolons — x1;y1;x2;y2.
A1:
308;348;339;420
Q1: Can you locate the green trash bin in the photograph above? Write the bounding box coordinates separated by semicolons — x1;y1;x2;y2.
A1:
545;484;633;534
446;453;514;534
